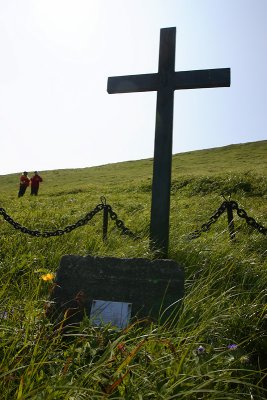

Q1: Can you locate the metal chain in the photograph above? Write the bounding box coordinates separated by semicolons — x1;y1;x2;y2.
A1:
188;201;227;239
0;197;139;239
106;205;139;239
229;200;266;235
0;204;104;237
189;199;266;239
2;196;264;240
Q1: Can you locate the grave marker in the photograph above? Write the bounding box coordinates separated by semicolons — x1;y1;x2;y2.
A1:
49;255;184;328
107;27;230;257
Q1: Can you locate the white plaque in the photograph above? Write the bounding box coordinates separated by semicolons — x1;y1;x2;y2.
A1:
90;299;132;329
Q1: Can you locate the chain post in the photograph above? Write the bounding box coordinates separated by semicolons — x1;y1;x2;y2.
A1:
101;196;109;241
222;192;235;241
226;201;235;240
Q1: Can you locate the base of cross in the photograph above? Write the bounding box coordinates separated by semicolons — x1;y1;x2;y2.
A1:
47;254;184;330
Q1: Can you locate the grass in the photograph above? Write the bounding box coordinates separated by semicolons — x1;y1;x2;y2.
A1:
0;140;266;399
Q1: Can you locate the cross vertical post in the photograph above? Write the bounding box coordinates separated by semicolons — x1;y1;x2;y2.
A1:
150;28;176;255
107;27;230;258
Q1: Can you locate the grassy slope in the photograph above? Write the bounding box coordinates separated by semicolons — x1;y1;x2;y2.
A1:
1;140;266;190
0;140;266;399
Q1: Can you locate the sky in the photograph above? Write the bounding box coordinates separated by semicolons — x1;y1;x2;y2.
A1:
0;0;266;175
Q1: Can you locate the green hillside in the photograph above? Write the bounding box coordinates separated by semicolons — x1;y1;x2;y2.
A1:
0;140;266;399
1;140;266;194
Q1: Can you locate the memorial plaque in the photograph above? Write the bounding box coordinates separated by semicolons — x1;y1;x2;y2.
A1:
90;300;132;329
48;255;184;327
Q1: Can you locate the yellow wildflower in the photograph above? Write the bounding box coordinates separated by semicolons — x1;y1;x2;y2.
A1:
40;273;55;281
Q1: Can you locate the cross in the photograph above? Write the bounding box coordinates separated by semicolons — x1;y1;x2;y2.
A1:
107;27;230;257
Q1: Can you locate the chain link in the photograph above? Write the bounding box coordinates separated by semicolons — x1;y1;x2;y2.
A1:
0;199;139;239
189;199;266;239
107;206;139;239
230;200;267;235
0;204;104;237
188;201;227;239
1;197;265;241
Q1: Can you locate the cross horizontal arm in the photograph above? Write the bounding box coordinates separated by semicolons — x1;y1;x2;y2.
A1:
174;68;230;90
107;73;158;94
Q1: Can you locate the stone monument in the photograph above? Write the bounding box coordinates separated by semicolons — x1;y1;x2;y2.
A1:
48;255;184;328
48;26;231;328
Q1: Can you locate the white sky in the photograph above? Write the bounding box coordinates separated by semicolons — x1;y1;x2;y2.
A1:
0;0;266;175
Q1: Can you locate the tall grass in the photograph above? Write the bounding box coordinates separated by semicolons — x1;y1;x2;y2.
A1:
0;141;266;398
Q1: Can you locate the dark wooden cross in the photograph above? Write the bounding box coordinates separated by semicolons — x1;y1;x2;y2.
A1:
107;27;230;257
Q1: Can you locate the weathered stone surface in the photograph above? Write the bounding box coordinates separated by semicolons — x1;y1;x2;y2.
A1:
49;255;184;326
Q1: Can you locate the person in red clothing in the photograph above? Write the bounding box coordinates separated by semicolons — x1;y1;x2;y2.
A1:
30;171;43;196
18;171;30;197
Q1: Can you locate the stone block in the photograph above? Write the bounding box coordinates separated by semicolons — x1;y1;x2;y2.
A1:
48;255;184;327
